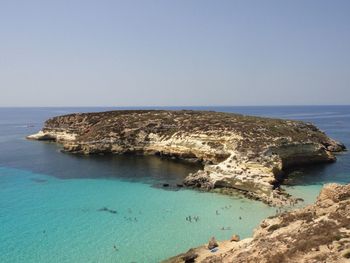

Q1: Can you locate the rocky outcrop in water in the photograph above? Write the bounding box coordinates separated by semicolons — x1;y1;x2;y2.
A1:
27;110;345;205
163;183;350;263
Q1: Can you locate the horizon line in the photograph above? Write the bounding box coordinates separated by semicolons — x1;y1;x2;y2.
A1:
0;104;350;108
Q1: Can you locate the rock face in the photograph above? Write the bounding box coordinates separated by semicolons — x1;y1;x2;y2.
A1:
163;183;350;263
181;249;198;263
27;110;345;205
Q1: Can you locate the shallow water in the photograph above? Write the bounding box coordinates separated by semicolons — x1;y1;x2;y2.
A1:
1;167;275;263
0;106;349;262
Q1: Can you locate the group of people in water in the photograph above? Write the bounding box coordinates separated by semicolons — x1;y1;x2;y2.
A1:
275;206;289;215
185;215;200;222
124;216;138;222
98;207;144;223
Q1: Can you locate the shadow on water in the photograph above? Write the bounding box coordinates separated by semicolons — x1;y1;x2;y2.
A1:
55;153;203;185
0;108;203;186
1;106;350;188
284;154;350;186
0;136;203;186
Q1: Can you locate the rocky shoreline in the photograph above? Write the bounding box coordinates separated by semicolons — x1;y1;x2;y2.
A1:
27;110;345;206
163;183;350;263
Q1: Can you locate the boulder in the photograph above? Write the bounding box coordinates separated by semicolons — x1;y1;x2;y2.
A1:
230;234;240;242
181;248;198;263
208;237;218;250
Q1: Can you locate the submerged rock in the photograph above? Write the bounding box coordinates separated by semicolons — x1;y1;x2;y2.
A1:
27;110;346;205
97;207;117;214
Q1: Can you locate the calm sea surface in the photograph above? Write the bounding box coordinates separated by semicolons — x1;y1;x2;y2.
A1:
0;106;349;262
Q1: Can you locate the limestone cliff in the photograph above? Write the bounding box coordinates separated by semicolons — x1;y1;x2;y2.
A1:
27;110;345;205
164;183;350;263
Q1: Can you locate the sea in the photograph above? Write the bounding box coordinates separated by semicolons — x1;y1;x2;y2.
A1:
0;106;349;263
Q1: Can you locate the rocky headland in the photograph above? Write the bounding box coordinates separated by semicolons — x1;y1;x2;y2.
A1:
27;110;345;205
163;183;350;263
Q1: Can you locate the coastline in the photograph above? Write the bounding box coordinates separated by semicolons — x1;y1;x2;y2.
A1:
27;110;346;207
1;106;349;263
163;183;350;263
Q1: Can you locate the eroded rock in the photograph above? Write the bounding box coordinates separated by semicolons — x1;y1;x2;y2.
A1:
27;110;346;205
181;249;198;263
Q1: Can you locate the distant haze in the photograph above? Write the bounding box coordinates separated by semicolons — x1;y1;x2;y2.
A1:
0;0;349;107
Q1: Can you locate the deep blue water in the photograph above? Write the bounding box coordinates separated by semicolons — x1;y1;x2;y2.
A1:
0;106;349;262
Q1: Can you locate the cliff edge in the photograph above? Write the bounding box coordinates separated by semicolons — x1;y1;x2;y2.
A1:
27;110;345;205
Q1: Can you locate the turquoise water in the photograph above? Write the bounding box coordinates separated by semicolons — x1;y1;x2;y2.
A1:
1;106;349;262
0;167;273;263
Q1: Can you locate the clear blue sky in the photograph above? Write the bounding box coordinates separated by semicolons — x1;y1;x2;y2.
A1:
0;0;349;106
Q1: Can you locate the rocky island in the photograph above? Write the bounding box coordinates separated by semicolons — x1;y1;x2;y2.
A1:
27;110;345;205
164;183;350;263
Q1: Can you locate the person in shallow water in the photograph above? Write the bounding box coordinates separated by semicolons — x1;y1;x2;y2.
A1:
185;215;200;222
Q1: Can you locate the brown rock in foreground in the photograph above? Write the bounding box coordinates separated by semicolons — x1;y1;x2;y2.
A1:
163;183;350;263
207;237;218;250
27;110;345;205
230;234;240;242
